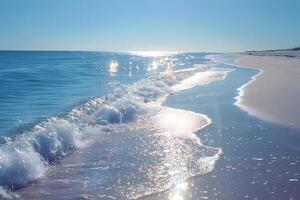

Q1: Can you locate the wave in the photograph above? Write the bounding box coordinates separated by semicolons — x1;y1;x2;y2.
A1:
0;65;232;197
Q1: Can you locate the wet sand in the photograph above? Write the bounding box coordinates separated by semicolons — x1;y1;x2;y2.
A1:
235;54;300;130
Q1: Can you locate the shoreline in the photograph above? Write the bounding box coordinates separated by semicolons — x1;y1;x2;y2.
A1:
146;61;300;200
234;54;300;130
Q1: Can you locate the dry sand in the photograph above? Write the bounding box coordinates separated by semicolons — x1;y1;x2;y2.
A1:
235;54;300;130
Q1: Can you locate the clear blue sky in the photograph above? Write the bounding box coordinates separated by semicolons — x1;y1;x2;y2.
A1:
0;0;300;52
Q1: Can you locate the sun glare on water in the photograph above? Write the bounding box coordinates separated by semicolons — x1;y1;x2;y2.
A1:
157;108;204;137
130;51;178;57
169;182;189;200
109;60;119;75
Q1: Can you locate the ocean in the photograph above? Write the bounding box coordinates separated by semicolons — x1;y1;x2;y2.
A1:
0;51;299;199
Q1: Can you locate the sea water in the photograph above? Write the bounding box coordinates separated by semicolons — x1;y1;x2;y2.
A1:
1;51;299;199
0;51;231;198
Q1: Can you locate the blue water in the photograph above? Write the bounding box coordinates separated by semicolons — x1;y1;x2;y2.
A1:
0;51;208;140
1;51;222;196
0;51;299;199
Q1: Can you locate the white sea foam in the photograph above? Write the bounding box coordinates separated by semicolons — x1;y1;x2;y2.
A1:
204;54;227;63
0;65;232;197
172;70;230;91
227;63;264;117
0;187;19;199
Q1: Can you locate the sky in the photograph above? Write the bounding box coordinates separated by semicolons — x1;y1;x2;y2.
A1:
0;0;300;52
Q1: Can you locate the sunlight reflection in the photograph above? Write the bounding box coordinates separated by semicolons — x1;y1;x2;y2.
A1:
161;70;174;78
147;60;159;71
157;108;203;137
169;182;189;200
150;107;215;200
129;61;132;78
154;109;201;200
147;57;177;71
109;60;118;75
130;51;178;57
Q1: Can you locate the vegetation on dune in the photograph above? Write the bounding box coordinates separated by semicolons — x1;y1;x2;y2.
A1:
292;47;300;51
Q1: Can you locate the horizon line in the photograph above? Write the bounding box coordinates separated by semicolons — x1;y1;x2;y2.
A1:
0;49;228;54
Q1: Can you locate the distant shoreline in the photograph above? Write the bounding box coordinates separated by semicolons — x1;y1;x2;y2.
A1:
234;50;300;130
243;47;300;58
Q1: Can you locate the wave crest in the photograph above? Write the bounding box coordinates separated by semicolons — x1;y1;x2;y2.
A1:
0;65;231;195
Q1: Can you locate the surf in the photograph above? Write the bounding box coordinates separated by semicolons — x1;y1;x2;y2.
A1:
0;64;232;198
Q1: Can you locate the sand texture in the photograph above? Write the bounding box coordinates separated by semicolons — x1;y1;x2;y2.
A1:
235;54;300;130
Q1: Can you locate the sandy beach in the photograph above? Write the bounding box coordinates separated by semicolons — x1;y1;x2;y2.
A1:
235;53;300;130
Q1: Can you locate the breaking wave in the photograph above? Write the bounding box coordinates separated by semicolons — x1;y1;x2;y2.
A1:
0;65;231;196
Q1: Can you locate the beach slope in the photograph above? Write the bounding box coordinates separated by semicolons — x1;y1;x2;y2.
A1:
235;52;300;130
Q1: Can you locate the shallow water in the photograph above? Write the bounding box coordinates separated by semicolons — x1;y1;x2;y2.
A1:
151;62;300;200
16;107;221;199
